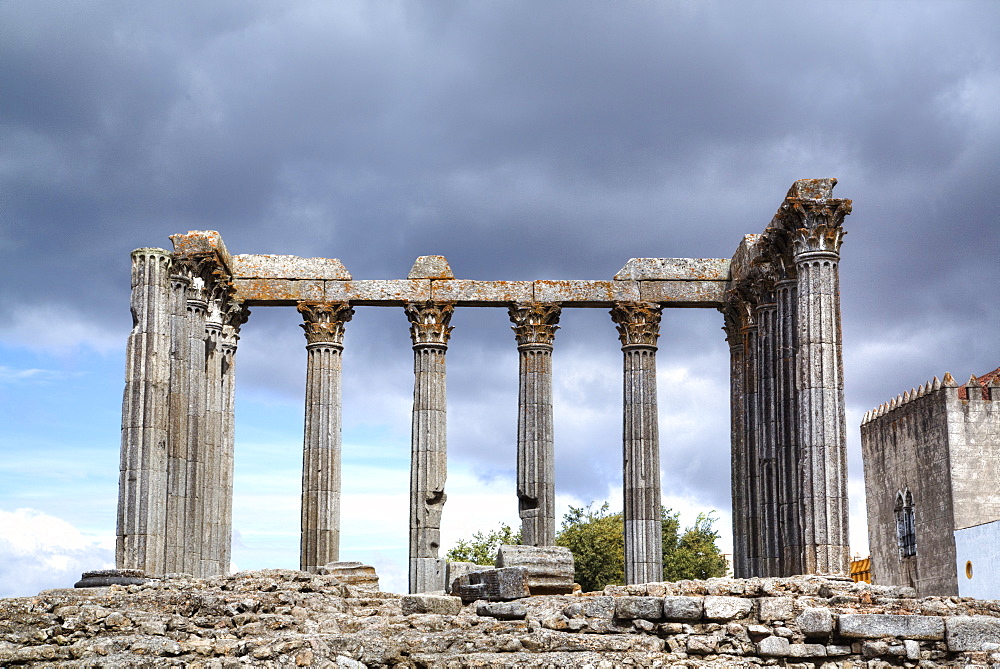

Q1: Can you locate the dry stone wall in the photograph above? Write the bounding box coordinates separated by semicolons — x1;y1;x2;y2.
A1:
3;572;1000;667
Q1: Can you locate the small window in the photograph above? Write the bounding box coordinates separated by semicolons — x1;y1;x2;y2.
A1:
895;489;917;558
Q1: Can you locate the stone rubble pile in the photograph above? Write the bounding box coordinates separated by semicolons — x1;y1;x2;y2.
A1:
2;569;1000;667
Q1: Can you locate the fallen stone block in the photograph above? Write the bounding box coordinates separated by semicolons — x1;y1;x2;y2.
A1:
662;596;704;621
318;562;379;591
477;602;528;620
946;616;1000;652
614;596;663;621
495;545;575;595
74;569;148;588
838;614;944;640
703;595;752;621
445;561;483;594
400;594;463;616
452;567;531;603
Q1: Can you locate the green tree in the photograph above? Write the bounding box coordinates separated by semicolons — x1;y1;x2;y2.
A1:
445;523;521;565
554;502;729;592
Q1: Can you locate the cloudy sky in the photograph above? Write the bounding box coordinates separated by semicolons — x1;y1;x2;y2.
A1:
1;1;997;596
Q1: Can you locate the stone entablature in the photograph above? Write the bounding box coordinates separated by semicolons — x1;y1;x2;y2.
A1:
116;179;852;593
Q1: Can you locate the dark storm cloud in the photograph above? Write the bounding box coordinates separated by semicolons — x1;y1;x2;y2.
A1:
2;1;997;533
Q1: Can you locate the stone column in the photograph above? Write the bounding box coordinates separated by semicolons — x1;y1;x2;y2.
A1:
117;248;172;575
200;294;225;577
405;301;454;593
723;312;748;578
183;269;209;576
217;303;247;576
775;277;802;576
611;302;663;585
755;297;780;577
164;267;191;573
508;303;561;547
788;199;851;574
740;315;761;577
298;301;354;573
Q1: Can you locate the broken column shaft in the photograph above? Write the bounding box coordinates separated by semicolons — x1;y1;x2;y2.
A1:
508;304;561;547
406;301;454;593
299;301;354;573
611;302;663;585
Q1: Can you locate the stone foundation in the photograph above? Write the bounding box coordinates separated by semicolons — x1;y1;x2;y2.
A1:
4;572;1000;667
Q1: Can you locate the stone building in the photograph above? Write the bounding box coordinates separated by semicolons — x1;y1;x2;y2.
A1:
114;178;854;592
861;368;1000;597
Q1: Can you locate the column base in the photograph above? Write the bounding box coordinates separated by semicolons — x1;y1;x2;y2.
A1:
409;557;446;594
75;569;149;588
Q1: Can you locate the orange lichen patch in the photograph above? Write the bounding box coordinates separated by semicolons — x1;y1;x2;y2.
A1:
958;366;1000;400
168;231;232;271
431;280;533;304
232;278;324;305
325;280;431;305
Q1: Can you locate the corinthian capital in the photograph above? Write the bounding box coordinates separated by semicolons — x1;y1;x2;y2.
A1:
508;303;561;348
780;199;851;258
298;301;354;346
610;302;662;348
405;301;455;347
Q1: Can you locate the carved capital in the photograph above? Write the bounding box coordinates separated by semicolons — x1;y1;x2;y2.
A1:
220;304;250;355
779;199;851;259
508;303;561;348
610;302;662;348
405;301;455;347
298;301;354;346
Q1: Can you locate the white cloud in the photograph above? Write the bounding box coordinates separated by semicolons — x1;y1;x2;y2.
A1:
0;508;115;598
0;305;121;354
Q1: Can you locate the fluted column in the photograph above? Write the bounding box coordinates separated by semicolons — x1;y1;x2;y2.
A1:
117;248;172;575
183;269;209;576
611;302;663;585
218;304;247;576
298;301;354;573
755;298;780;577
788;198;851;574
740;316;761;577
723;313;748;578
775;277;802;576
508;303;561;547
406;301;454;593
164;268;191;573
200;294;225;577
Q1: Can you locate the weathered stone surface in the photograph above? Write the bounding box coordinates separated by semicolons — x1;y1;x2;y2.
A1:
74;569;148;588
232;277;324;304
638;279;727;305
325;279;431;304
946;616;1000;651
662;595;704;620
787;643;827;657
495;545;574;595
431;279;533;304
614;596;663;621
614;258;731;281
169;230;232;271
400;594;462;616
477;602;528;620
408;255;454;279
231;253;351;280
758;596;794;621
318;561;379;590
452;567;531;603
838;613;945;640
533;280;640;304
797;606;834;636
704;595;753;621
444;561;482;594
758;635;790;656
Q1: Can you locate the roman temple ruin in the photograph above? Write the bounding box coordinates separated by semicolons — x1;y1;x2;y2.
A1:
116;178;852;592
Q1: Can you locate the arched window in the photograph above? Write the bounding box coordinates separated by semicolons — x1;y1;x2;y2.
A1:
895;489;917;558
